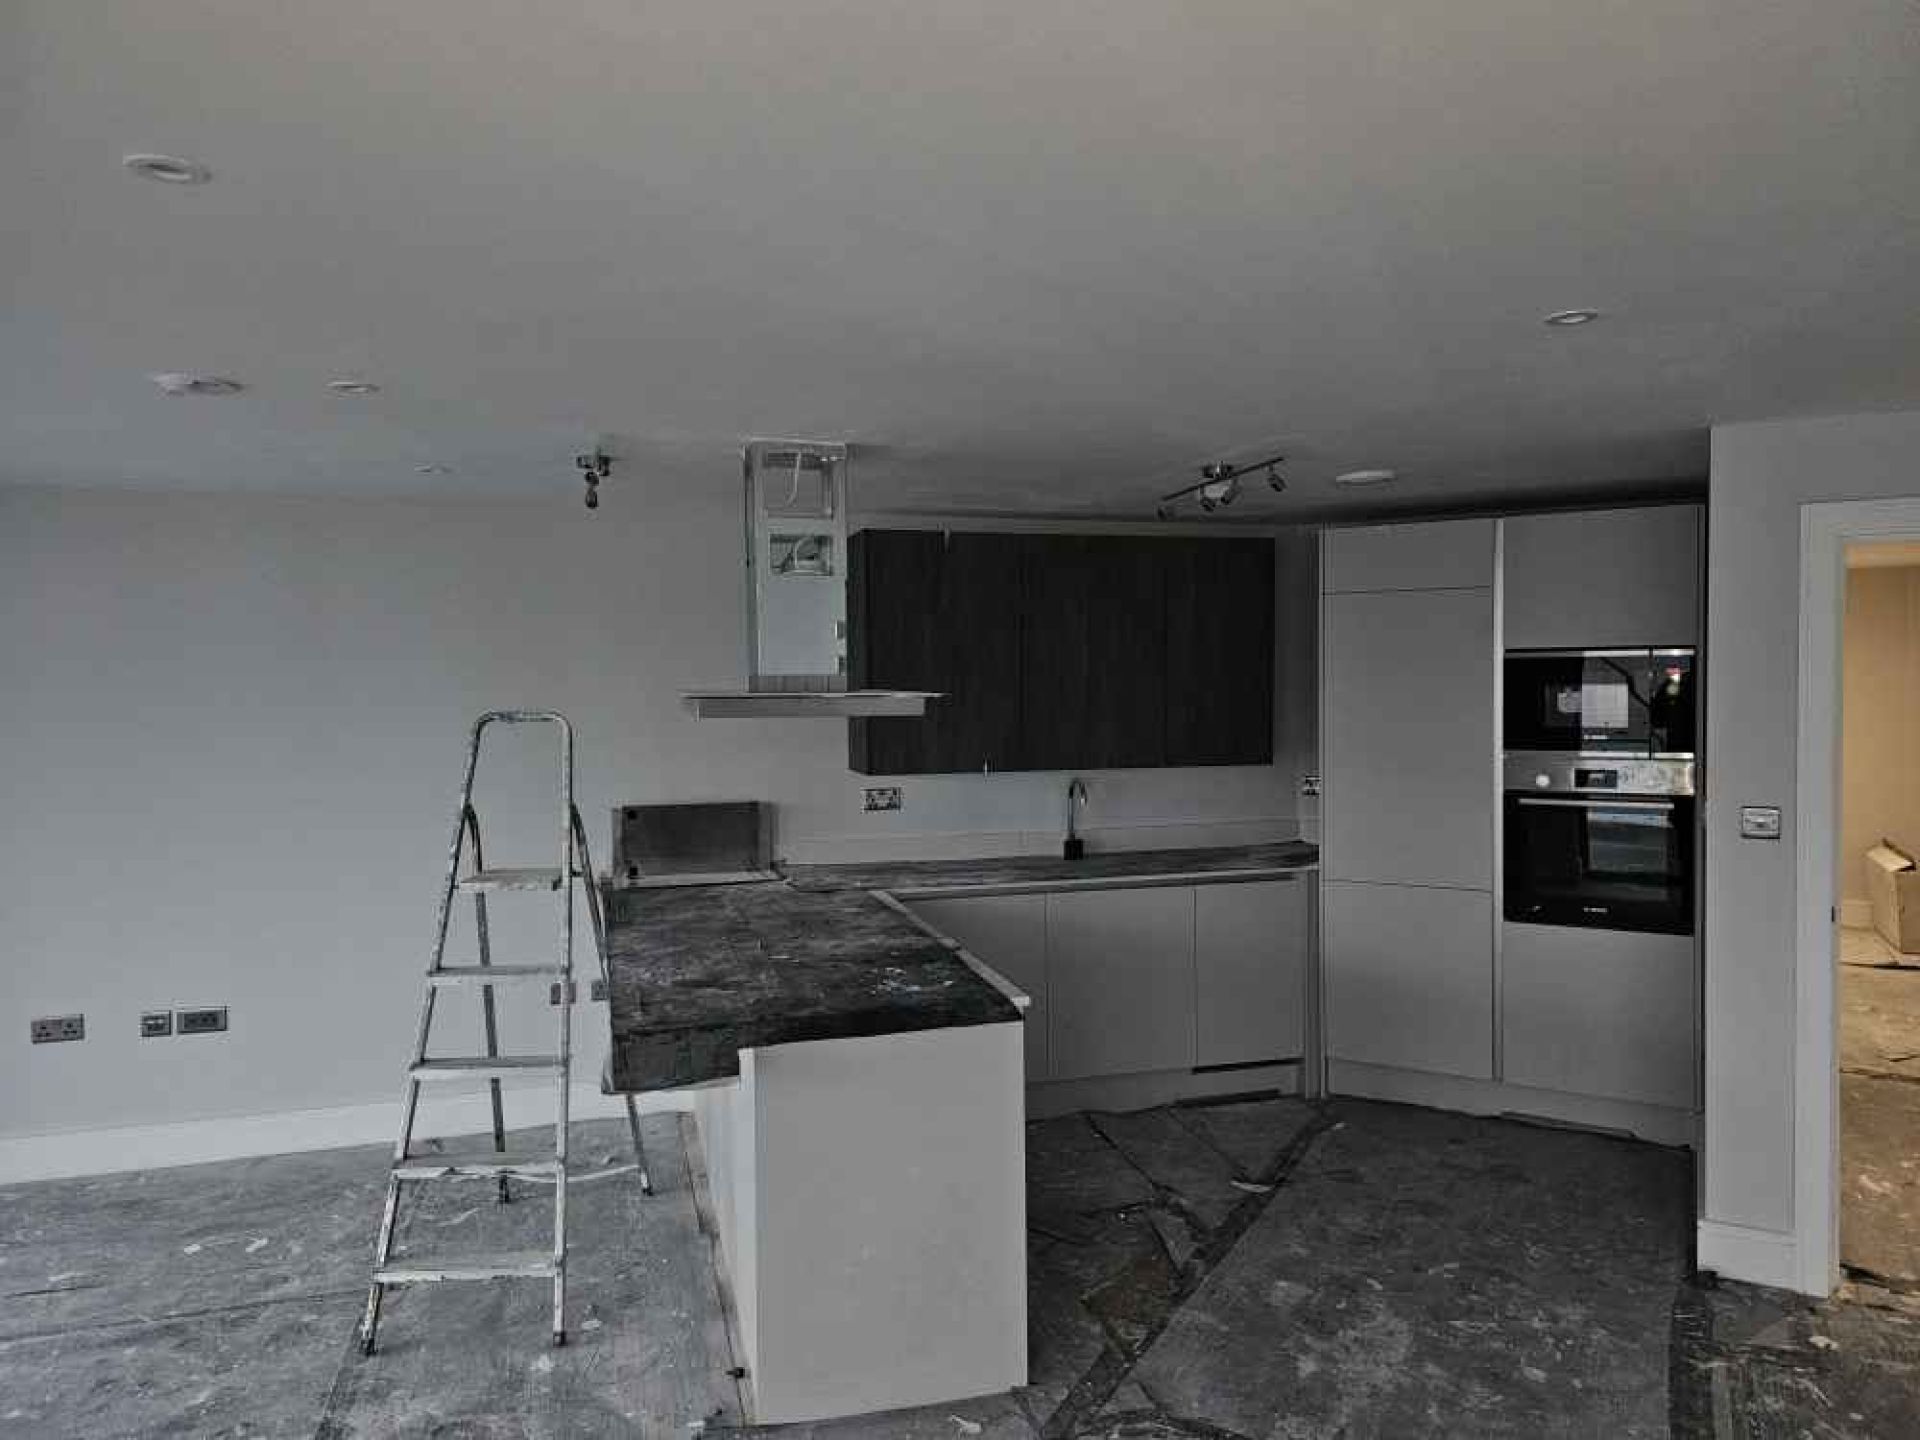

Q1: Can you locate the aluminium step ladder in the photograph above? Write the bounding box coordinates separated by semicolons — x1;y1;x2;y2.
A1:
358;710;650;1354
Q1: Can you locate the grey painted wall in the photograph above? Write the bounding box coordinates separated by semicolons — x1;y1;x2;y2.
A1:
1705;408;1920;1236
0;483;1314;1142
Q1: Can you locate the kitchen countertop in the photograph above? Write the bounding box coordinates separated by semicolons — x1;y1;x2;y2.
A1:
603;880;1020;1092
603;839;1318;1092
779;840;1319;897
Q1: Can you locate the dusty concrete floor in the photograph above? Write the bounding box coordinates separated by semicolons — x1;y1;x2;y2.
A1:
4;1096;1918;1437
1840;936;1920;1286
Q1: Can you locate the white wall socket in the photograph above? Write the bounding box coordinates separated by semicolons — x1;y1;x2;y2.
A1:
863;786;903;813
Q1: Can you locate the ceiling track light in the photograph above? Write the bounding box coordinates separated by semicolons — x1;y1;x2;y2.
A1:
575;449;612;510
1158;453;1286;518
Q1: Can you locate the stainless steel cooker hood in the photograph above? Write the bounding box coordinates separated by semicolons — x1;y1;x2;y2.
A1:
683;440;938;720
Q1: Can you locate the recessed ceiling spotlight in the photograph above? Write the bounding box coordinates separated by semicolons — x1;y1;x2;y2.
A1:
148;372;244;396
123;153;211;185
326;379;380;395
1333;468;1397;488
1542;308;1601;327
414;464;453;475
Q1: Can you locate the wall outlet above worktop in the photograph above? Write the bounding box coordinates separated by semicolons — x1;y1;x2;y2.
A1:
863;786;904;813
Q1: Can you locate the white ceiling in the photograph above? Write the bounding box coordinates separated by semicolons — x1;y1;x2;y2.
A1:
4;1;1919;518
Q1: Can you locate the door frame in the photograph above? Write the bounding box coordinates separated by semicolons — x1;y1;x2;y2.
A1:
1793;497;1920;1295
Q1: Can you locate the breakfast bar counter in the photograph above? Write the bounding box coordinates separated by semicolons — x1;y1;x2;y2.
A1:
601;877;1027;1425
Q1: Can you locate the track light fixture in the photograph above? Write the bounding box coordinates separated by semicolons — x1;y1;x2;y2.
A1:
575;449;612;510
1158;453;1286;518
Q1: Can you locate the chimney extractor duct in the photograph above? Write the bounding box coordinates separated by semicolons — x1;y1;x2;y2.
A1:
682;440;938;719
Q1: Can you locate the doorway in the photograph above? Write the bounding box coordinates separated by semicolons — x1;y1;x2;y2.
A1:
1836;541;1920;1287
1796;500;1920;1296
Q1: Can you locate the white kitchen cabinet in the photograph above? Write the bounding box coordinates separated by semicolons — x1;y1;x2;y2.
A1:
1501;506;1702;649
1500;922;1697;1108
1323;881;1493;1079
907;894;1050;1082
1322;585;1496;889
1322;517;1495;595
1194;878;1310;1067
1046;886;1196;1081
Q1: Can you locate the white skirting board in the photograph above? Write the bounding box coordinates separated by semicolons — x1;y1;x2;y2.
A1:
1696;1219;1806;1293
1327;1060;1700;1149
0;1084;696;1186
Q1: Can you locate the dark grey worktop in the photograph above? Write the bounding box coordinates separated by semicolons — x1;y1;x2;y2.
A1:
604;840;1317;1092
780;840;1319;897
603;880;1020;1092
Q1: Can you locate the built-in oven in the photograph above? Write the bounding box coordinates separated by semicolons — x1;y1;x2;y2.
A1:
1503;755;1695;934
1503;648;1696;757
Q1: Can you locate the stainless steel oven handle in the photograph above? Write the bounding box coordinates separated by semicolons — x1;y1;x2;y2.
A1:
1514;797;1676;812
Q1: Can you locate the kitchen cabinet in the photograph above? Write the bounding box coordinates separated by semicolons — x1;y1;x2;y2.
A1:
1019;536;1168;770
913;877;1310;1086
849;530;1273;774
848;531;1025;775
1501;506;1702;649
1500;922;1696;1108
906;894;1051;1082
1194;878;1309;1067
1323;880;1493;1080
1045;886;1197;1081
1322;517;1494;595
1164;538;1275;766
1321;585;1495;888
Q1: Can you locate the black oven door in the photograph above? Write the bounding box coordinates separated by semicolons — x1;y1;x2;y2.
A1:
1505;650;1655;754
1503;792;1695;934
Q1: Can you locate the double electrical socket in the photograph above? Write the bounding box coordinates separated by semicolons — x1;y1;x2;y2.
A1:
30;1014;85;1045
863;786;903;813
141;1007;228;1038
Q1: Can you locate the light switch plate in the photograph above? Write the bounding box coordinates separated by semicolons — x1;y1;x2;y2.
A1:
1739;805;1783;840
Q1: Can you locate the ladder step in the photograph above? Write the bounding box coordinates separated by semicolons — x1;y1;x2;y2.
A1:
373;1249;558;1285
410;1056;564;1080
426;964;566;987
457;867;568;893
394;1147;563;1180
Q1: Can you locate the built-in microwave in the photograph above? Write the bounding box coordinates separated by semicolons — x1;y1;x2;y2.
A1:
1503;648;1695;757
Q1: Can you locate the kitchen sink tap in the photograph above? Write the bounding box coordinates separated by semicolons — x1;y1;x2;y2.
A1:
1063;777;1087;860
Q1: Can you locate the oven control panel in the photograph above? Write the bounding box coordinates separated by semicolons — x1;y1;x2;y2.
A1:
1504;753;1695;797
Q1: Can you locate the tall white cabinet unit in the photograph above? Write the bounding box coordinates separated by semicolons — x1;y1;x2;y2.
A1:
1318;505;1702;1144
1321;519;1497;1081
1497;503;1703;1114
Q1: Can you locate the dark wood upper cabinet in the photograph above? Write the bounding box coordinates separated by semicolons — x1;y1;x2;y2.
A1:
1165;537;1275;766
848;531;1023;775
850;529;1272;775
1019;536;1167;770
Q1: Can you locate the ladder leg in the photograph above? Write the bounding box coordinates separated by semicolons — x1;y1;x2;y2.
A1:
466;808;511;1204
359;1175;401;1355
551;725;576;1347
361;1072;425;1356
623;1096;653;1196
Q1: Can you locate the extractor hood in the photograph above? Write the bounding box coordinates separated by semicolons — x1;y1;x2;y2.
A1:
683;440;938;720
